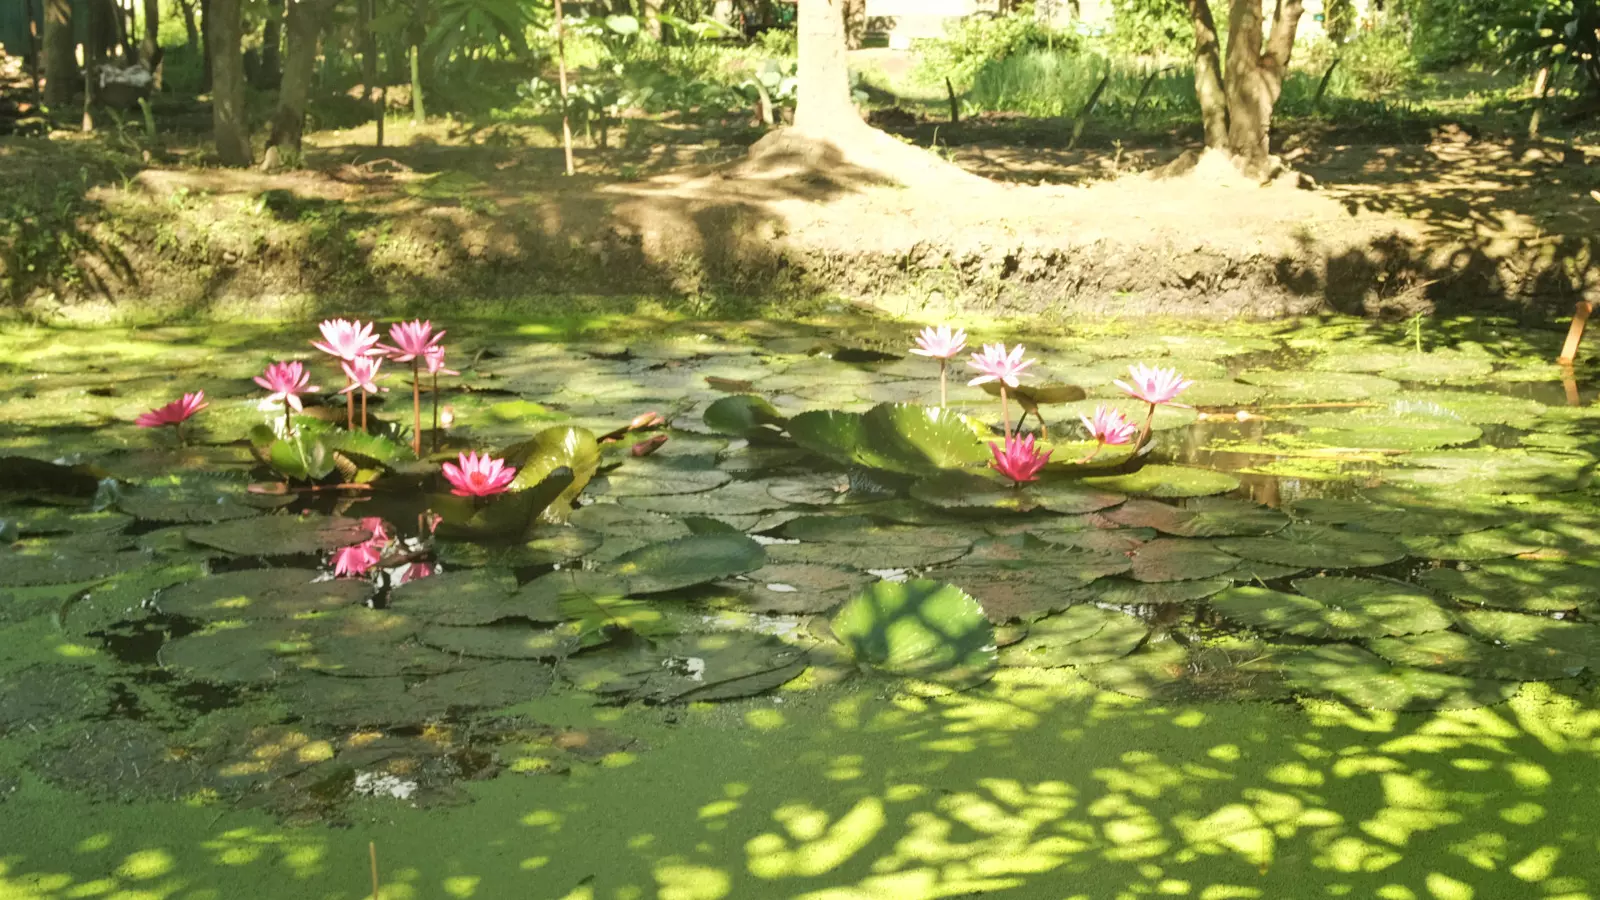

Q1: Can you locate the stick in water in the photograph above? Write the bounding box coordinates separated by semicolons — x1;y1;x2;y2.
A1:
369;842;380;899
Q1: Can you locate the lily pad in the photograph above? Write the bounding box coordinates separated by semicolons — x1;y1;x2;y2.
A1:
831;579;997;688
155;569;372;620
1387;450;1591;494
1217;524;1405;569
1210;578;1450;639
0;548;149;587
419;623;581;660
1368;625;1583;682
788;403;990;475
1128;539;1240;583
618;480;789;517
186;514;372;558
935;555;1133;623
1237;371;1401;402
1378;355;1494;383
1287;410;1483;452
1286;497;1494;535
1394;527;1556;561
605;534;766;594
1276;644;1518;710
387;569;538;626
1390;391;1547;429
1418;561;1600;613
115;473;267;523
1083;465;1241;499
1082;638;1288;702
1102;497;1287;537
562;633;807;703
1071;577;1231;607
911;470;1127;515
501;426;602;523
1055;399;1197;433
723;564;872;615
702;395;788;441
998;606;1148;667
434;526;604;568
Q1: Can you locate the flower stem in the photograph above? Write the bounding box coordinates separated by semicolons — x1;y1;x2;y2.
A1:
361;392;368;433
346;392;354;431
431;371;439;453
1135;402;1156;450
1074;442;1104;466
283;398;292;437
938;359;948;408
411;360;422;457
1000;385;1012;441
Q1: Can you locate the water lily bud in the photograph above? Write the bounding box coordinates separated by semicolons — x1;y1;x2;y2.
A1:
631;434;670;457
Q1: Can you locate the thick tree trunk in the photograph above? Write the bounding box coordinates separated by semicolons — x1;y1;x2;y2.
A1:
210;0;252;166
1186;0;1228;150
1225;0;1302;172
43;0;75;106
201;0;213;89
140;0;159;60
642;0;662;40
266;0;332;158
795;0;858;133
842;0;865;49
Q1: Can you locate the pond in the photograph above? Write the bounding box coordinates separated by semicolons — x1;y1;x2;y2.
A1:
3;311;1600;897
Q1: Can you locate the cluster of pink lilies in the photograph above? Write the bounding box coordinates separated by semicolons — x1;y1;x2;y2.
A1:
911;325;1194;485
134;318;518;500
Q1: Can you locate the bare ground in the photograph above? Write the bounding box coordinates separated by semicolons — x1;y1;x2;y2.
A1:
5;117;1598;321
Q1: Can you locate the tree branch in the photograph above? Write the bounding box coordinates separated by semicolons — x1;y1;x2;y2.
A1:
1264;0;1306;75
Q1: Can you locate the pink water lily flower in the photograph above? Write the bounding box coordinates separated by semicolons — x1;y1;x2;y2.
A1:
135;391;208;428
967;343;1035;389
332;541;381;578
338;356;387;396
312;319;382;361
1115;364;1195;407
911;325;968;360
383;320;445;363
989;434;1052;484
359;517;390;549
1081;405;1138;446
254;361;319;412
423;345;460;376
442;451;518;498
399;561;435;584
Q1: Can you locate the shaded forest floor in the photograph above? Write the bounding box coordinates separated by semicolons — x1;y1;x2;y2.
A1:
2;107;1598;323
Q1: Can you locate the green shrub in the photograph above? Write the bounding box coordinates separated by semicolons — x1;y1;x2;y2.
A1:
1335;25;1420;95
965;50;1196;121
914;3;1080;87
1107;0;1193;59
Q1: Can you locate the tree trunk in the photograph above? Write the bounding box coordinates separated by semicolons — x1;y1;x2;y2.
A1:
359;0;377;103
43;0;75;107
795;0;858;133
842;0;865;49
201;0;213;89
177;0;199;48
210;0;252;166
140;0;159;60
1186;0;1227;150
260;0;282;87
266;0;332;158
642;0;662;39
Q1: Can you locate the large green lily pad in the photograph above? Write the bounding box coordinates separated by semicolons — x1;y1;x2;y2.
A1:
0;548;149;587
1218;524;1406;569
1083;465;1241;499
911;470;1127;515
1128;539;1240;583
1211;578;1450;639
387;569;539;625
1368;625;1587;682
155;568;371;620
1286;497;1494;535
1419;561;1600;613
1390;391;1547;429
831;579;997;688
1276;644;1519;710
501;426;602;523
434;526;603;568
998;606;1148;667
723;564;873;615
788;403;989;475
114;473;268;524
935;554;1133;623
605;534;766;594
1387;450;1592;495
1082;638;1289;702
1102;497;1287;538
419;623;581;660
562;633;807;703
1237;371;1401;402
186;514;372;557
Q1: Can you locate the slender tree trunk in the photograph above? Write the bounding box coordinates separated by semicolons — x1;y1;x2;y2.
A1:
642;0;662;39
211;0;252;166
1186;0;1227;150
795;0;858;133
140;0;160;61
43;0;75;107
260;0;282;87
359;0;376;103
177;0;199;48
410;0;428;122
266;0;332;158
201;0;213;89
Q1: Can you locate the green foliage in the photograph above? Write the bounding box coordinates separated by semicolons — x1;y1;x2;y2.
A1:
1404;0;1531;70
1107;0;1193;58
1503;0;1600;90
915;3;1082;87
1318;25;1421;96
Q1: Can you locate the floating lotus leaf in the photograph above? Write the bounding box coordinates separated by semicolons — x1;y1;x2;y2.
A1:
1285;498;1494;535
1103;497;1287;537
1217;524;1405;569
769;518;972;570
1457;610;1600;674
594;463;731;498
562;633;807;703
186;514;372;557
115;473;267;523
28;720;211;802
911;470;1127;515
832;579;997;687
605;534;766;594
0;547;149;587
1309;349;1415;373
766;473;882;507
1054;399;1197;433
1368;631;1576;682
998;606;1148;667
935;554;1133;623
0;456;102;500
387;569;536;625
433;526;603;568
1227;560;1307;582
1394;527;1557;561
418;623;582;660
407;659;558;711
0;666;108;736
60;562;205;635
1388;450;1591;495
619;480;789;517
155;568;371;620
724;564;873;615
702;395;788;442
2;506;131;536
1378;355;1494;383
1083;465;1241;499
1082;638;1289;701
1129;539;1240;583
501;426;602;523
568;504;692;543
273;675;429;727
1071;577;1231;607
1390;391;1547;429
1419;561;1600;613
1237;371;1401;402
1276;644;1518;710
1211;578;1449;639
787;404;989;475
1286;410;1483;452
288;609;461;678
1173;381;1266;408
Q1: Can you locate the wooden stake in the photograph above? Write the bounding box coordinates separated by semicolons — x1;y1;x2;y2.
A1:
369;842;380;899
1558;301;1593;365
555;0;575;176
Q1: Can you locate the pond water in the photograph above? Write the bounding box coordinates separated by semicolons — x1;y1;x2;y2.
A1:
3;311;1600;848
